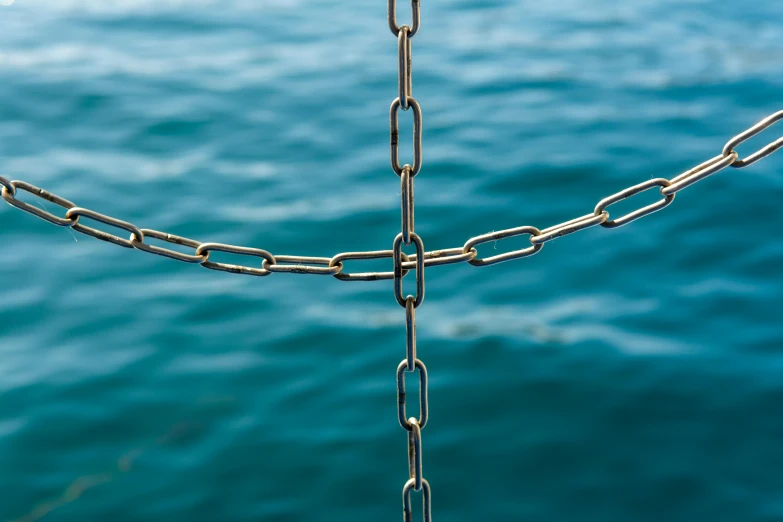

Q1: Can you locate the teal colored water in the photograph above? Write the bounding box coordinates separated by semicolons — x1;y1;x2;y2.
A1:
2;1;783;521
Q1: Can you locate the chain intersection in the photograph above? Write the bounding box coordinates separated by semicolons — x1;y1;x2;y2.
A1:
0;3;782;519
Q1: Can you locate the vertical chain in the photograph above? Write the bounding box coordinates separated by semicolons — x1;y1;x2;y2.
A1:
389;1;430;520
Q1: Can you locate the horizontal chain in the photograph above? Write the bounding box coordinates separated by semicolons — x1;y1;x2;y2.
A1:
1;110;781;277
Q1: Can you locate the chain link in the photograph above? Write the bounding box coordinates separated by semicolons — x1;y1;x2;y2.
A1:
407;417;423;491
388;0;420;38
67;207;144;249
595;178;674;229
130;229;207;264
394;232;425;306
262;255;342;276
531;212;608;245
195;243;273;277
401;165;415;244
723;110;783;168
329;250;406;281
2;180;78;227
397;358;428;431
391;98;423;177
661;152;737;196
398;25;413;111
403;478;431;522
405;296;416;371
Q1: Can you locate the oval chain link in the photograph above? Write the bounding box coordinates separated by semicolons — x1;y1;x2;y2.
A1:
2;180;79;227
531;212;608;246
388;0;420;38
263;255;343;276
394;232;425;307
405;296;417;371
130;229;208;264
397;358;428;431
329;250;408;281
723;110;783;168
403;478;431;522
402;247;477;269
662;152;738;196
398;25;413;111
66;207;144;248
464;225;543;267
196;243;275;277
595;178;675;229
390;97;422;177
401;165;415;245
408;417;423;491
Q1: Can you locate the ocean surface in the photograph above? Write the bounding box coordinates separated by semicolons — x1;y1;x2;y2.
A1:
1;1;783;521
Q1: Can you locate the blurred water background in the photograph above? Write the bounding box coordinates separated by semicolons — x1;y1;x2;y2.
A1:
2;1;783;520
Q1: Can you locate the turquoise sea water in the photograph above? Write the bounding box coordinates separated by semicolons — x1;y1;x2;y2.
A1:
2;1;783;520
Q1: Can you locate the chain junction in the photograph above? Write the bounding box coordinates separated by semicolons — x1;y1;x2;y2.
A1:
2;110;781;277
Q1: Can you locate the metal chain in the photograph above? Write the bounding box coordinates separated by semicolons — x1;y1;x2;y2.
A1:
389;1;431;520
1;110;780;280
0;4;781;519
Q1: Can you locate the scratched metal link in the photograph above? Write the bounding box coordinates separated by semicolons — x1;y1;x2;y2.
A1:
397;358;428;431
398;25;412;110
195;243;275;277
408;418;423;491
130;229;208;264
464;225;543;266
662;152;738;196
531;212;608;246
329;250;409;281
391;97;423;177
405;296;417;371
723;110;783;168
595;178;675;229
394;232;425;307
401;165;415;245
388;0;420;38
66;207;144;249
402;247;477;269
262;255;343;276
1;179;79;227
403;478;431;522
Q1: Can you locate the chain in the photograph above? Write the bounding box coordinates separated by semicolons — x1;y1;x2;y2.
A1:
0;4;782;521
1;110;780;278
388;0;431;520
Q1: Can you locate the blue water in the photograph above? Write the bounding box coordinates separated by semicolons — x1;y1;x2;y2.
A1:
2;1;783;521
